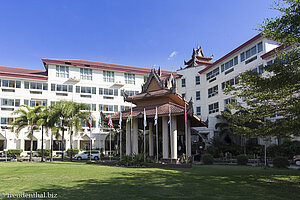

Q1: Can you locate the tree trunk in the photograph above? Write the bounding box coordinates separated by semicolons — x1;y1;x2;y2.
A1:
30;130;33;162
41;125;44;162
61;121;64;161
50;131;53;162
70;132;73;162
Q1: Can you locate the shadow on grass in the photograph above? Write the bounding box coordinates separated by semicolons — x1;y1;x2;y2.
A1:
21;165;300;200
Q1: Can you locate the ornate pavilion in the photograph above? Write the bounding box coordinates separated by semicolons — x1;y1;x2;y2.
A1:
111;68;206;161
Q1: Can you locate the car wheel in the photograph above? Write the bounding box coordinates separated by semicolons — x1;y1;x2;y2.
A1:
77;157;82;161
296;160;300;166
94;156;99;160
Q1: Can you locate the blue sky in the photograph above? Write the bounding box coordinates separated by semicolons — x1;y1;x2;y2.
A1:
0;0;280;71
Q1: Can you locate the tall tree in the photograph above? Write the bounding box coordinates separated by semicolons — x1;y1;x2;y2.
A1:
224;0;300;137
65;102;90;161
11;105;43;161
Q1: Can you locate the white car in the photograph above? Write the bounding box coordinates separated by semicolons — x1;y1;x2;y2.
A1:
74;151;100;160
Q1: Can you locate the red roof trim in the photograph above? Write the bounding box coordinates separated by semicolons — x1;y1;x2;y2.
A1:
199;33;263;74
261;44;286;59
0;65;48;80
42;59;174;75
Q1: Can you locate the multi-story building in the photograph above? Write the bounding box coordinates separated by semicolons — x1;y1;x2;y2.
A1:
176;33;279;144
0;59;172;156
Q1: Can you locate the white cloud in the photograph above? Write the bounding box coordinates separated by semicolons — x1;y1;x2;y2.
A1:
168;51;177;60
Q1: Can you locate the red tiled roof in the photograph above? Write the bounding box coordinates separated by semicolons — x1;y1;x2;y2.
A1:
0;65;48;80
199;33;263;74
111;102;185;120
42;58;174;75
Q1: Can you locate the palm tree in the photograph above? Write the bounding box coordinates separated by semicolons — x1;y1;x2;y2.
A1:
11;105;43;161
50;100;91;161
65;102;90;161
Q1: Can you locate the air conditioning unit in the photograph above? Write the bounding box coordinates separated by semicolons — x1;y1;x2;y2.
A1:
114;80;125;85
68;77;80;82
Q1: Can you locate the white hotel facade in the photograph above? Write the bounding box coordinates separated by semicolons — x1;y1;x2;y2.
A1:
0;33;281;156
0;59;172;156
176;33;280;145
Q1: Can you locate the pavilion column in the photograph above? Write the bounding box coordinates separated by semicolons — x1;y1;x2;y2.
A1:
187;120;192;158
132;118;139;154
126;121;131;155
171;116;177;160
162;116;169;159
148;122;154;157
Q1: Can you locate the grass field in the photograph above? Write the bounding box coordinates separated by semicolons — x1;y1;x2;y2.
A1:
0;162;299;200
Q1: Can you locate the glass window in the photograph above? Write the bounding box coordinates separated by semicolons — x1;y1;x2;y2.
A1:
114;89;118;96
103;71;114;82
181;79;186;87
196;91;200;100
125;73;135;84
240;52;245;62
196;106;201;116
99;88;103;95
80;68;93;80
182;93;186;99
25;82;29;89
257;42;263;52
208;102;219;114
56;65;69;78
195;76;200;85
206;67;219;80
2;80;8;87
208;85;218;98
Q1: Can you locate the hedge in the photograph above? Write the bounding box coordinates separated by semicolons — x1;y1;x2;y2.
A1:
273;157;289;168
7;149;23;157
67;149;80;157
202;153;214;165
237;154;248;165
36;149;51;157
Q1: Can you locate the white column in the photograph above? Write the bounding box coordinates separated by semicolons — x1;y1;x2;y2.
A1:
126;122;131;155
187;120;192;157
171;116;178;160
162;116;169;159
132;118;138;154
148;122;154;157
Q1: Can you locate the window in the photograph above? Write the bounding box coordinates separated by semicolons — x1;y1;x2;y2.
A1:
267;60;274;65
1;99;19;106
28;100;47;107
208;85;218;98
85;104;96;111
120;90;139;97
80;68;93;80
99;88;117;96
221;56;238;72
51;84;73;92
224;97;237;109
222;76;239;89
0;79;21;88
196;106;201;116
209;102;219;114
121;106;130;111
240;42;263;62
196;91;200;100
56;65;69;78
1;117;14;125
257;42;263;53
182;93;186;99
251;65;264;74
195;76;200;85
125;73;135;84
75;86;96;94
103;71;114;82
99;104;118;113
181;79;186;87
24;82;47;90
206;67;219;80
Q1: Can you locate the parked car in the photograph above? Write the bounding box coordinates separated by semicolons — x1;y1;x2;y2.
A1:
74;151;100;160
293;155;300;166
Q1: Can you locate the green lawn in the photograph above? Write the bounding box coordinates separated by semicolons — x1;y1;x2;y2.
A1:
0;162;299;200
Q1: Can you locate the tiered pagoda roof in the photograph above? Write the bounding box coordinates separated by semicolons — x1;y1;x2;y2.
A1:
184;46;213;68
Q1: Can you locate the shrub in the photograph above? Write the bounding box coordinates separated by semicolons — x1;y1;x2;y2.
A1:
237;154;248;165
67;149;80;157
273;156;289;168
202;153;214;165
7;149;23;157
36;149;51;157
